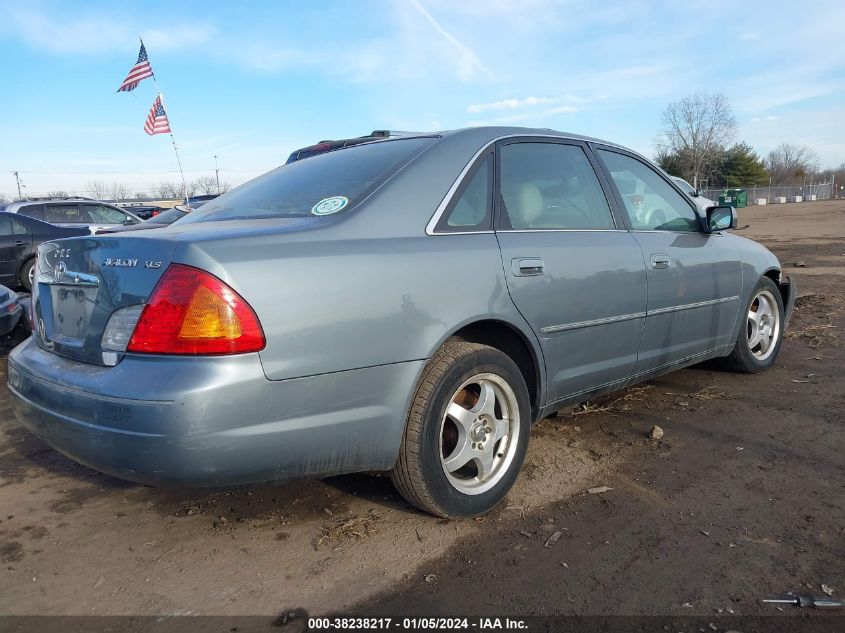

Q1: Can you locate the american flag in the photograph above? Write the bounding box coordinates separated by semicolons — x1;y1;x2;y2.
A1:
117;42;154;92
144;95;171;135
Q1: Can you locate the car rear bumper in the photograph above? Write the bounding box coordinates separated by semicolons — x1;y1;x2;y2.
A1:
8;338;422;486
0;301;22;337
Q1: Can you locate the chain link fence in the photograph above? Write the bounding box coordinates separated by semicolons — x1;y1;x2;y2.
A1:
699;180;834;204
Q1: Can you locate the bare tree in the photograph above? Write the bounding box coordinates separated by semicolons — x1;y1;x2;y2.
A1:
766;143;819;183
87;180;110;199
153;181;181;199
191;175;219;195
0;194;10;205
657;92;737;189
48;190;70;198
109;182;131;202
132;191;148;200
219;181;232;193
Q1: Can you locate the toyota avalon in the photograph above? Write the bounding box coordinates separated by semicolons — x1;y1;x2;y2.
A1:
8;127;794;518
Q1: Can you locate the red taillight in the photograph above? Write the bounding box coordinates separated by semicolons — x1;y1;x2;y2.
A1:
127;264;265;355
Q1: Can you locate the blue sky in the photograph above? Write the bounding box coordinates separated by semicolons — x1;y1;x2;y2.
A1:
1;0;843;198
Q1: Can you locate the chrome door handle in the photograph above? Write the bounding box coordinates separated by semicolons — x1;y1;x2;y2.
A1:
650;254;670;269
512;258;545;276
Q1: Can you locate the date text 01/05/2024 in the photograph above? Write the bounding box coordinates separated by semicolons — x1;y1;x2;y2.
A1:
306;616;528;630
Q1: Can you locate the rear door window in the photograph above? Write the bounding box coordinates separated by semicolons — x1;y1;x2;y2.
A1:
45;204;85;224
498;142;615;230
17;204;44;220
180;137;436;224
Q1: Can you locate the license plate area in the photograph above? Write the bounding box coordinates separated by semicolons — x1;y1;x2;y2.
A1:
49;285;96;344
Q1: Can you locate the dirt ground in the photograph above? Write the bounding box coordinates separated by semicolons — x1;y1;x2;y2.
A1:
0;200;842;619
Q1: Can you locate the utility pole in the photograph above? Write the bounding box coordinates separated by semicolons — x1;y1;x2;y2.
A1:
12;171;22;199
213;155;220;195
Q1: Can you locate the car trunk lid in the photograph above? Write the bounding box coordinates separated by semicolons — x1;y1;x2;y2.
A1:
33;235;177;365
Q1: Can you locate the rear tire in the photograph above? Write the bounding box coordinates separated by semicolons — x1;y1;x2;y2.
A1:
718;276;784;373
391;342;531;518
19;258;35;292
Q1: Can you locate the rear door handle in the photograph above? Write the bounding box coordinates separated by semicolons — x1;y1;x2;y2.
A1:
13;241;27;246
512;258;545;276
650;254;671;269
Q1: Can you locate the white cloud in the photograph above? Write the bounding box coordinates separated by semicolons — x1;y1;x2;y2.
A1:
7;8;213;54
467;96;555;113
545;105;579;115
750;115;778;123
468;104;581;126
741;104;845;167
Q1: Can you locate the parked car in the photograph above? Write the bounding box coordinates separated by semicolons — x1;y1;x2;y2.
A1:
670;176;716;211
4;198;142;234
0;211;89;290
0;283;26;338
116;204;169;220
8;127;794;518
96;206;189;234
186;194;218;209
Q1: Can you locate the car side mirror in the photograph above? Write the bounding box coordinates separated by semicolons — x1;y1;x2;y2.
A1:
706;205;736;232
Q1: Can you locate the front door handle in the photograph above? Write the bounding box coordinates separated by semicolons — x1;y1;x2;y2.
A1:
512;258;545;277
13;241;27;247
650;254;671;269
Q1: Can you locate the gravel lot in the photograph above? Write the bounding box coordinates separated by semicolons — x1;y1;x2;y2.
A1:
0;200;843;618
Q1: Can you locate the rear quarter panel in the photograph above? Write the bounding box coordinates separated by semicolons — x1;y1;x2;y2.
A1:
178;232;531;381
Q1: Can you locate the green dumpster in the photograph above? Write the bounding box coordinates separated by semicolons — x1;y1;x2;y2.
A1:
719;189;748;208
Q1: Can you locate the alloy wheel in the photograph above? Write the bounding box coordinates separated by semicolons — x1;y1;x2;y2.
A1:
747;289;780;361
439;373;520;495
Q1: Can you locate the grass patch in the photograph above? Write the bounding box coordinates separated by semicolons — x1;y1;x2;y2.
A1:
785;323;839;348
316;511;380;549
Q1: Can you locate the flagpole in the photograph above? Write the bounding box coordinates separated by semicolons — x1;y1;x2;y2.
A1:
141;37;189;207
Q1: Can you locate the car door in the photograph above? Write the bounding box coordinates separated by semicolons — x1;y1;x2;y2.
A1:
494;139;648;404
0;218;19;282
594;146;742;373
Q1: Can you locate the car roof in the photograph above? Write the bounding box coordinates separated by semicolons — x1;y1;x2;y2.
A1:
3;199;141;221
0;210;68;229
436;126;613;144
5;198;119;208
284;126;636;172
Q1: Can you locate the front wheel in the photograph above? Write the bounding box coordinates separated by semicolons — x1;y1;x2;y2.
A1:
719;276;784;372
391;342;531;518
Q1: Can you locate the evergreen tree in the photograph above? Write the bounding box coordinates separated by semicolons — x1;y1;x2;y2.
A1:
720;143;769;187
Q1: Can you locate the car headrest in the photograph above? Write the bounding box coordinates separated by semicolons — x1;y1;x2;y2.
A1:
511;182;543;227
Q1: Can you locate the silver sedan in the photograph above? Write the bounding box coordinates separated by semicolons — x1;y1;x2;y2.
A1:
8;127;794;518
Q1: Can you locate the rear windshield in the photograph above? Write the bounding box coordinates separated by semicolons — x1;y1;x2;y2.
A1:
181;137;436;223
